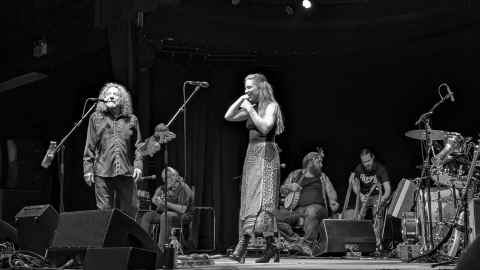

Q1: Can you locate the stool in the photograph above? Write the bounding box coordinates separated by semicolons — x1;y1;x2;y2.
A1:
150;207;216;253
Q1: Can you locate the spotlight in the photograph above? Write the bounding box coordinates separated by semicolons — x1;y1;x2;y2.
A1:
302;0;312;9
232;0;240;6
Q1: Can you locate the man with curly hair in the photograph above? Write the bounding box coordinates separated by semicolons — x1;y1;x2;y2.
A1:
83;82;143;218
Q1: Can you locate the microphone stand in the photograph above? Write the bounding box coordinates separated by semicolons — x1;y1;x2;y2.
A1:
40;102;98;212
408;89;453;262
160;85;201;269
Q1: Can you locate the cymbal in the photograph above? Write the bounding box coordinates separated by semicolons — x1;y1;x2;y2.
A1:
405;129;447;141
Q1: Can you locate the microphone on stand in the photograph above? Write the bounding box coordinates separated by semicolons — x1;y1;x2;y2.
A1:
185;81;210;88
440;83;455;102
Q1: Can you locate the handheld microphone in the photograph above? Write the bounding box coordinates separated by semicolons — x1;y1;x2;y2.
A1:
441;83;455;102
88;98;109;103
186;81;210;88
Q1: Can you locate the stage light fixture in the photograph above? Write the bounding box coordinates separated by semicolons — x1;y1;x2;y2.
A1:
285;5;294;15
302;0;312;9
232;0;240;6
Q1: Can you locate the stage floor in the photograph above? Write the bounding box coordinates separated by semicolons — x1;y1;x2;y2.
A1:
183;257;456;270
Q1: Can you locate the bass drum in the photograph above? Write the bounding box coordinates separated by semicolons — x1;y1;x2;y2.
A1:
419;187;462;256
427;187;459;223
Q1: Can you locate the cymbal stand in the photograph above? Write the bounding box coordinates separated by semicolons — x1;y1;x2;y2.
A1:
411;86;452;257
414;115;435;252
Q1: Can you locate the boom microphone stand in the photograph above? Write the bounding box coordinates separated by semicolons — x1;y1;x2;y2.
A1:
408;84;456;262
40;101;98;212
159;83;202;269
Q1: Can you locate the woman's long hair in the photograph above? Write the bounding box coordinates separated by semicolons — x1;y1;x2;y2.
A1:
95;82;133;115
244;73;285;135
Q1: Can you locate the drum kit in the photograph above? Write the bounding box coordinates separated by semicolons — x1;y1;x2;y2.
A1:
404;128;480;257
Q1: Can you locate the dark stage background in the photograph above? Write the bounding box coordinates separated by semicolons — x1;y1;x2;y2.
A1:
1;0;480;251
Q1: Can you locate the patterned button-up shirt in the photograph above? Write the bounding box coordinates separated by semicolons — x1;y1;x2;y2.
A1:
83;111;143;177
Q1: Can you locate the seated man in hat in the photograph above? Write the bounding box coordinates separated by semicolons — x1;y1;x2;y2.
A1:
275;149;339;255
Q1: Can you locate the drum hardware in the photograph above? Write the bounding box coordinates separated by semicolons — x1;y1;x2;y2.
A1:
406;83;460;261
418;141;480;266
401;212;420;244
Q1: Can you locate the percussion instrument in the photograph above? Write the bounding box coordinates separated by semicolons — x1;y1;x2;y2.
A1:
432;132;464;170
427;187;459;223
401;212;420;243
405;129;447;141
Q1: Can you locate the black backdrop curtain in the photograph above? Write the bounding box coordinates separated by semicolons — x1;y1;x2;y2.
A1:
141;60;255;250
139;21;480;250
2;3;480;252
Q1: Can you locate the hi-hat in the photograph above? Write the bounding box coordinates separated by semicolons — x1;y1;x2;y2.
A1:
405;129;447;141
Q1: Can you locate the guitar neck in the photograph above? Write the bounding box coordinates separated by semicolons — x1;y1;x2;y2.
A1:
341;179;353;218
356;183;379;220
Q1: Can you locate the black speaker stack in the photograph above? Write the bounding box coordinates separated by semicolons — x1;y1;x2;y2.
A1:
0;206;163;270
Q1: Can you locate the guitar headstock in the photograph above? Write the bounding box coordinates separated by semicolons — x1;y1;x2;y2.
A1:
138;123;177;157
153;123;176;144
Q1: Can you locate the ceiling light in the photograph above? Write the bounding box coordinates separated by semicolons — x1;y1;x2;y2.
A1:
302;0;312;9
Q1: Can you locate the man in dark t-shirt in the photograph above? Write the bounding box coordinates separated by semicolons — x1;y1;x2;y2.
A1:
348;148;391;248
349;148;391;219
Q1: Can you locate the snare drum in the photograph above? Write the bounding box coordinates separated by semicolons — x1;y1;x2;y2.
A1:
402;212;420;243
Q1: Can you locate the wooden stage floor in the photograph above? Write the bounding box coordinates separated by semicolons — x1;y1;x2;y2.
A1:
180;257;456;270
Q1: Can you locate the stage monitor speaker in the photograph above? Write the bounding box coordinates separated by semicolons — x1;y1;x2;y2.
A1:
50;209;157;250
14;204;58;256
0;188;44;225
47;209;161;268
320;219;376;255
387;178;417;218
469;198;480;243
0;218;17;244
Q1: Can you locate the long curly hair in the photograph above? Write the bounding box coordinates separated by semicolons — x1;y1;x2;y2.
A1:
244;73;285;135
95;82;133;115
